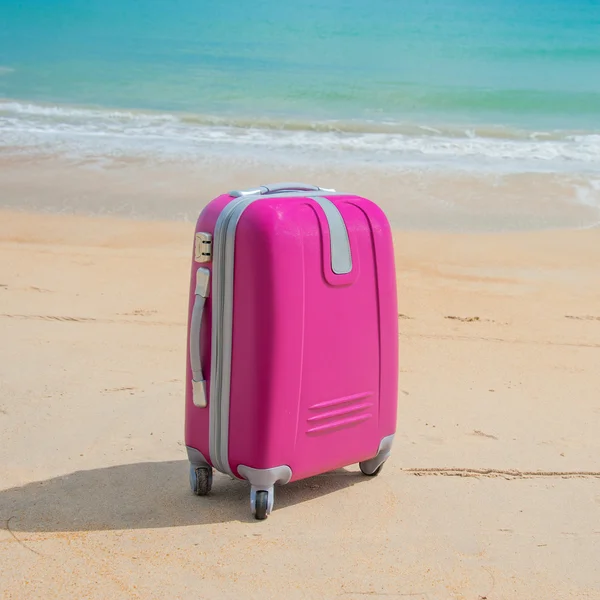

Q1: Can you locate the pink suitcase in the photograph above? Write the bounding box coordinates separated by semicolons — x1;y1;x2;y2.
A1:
185;182;398;519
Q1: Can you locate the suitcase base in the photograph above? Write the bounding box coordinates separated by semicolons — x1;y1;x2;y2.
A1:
186;434;395;520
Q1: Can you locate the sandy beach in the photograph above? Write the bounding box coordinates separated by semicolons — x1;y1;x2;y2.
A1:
1;185;599;598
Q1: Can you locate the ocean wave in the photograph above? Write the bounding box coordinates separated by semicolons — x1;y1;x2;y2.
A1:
1;100;600;171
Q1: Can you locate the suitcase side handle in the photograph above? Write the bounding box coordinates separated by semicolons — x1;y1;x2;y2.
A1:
190;267;210;408
229;182;335;197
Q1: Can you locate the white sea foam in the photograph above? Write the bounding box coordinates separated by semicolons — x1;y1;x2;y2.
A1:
1;100;600;172
574;178;600;209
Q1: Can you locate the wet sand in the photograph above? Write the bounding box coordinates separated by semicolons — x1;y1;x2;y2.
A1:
1;153;599;232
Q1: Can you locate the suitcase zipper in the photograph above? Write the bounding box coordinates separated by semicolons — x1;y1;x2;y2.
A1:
209;196;257;475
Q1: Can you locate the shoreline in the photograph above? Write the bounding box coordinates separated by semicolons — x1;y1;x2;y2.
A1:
1;152;599;233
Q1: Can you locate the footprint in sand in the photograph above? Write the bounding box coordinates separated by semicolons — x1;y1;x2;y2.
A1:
471;429;499;440
119;309;158;317
446;315;485;322
565;315;600;321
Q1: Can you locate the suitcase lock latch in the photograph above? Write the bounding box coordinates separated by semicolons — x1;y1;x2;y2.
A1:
194;232;213;263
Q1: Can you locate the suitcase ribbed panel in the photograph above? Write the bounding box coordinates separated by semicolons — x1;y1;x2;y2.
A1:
306;392;374;435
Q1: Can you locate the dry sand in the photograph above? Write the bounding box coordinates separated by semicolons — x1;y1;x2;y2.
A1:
1;209;599;599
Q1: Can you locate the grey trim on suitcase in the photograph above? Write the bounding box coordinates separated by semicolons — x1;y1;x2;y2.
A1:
359;434;395;475
212;198;259;476
209;196;253;476
186;446;210;468
237;465;293;488
207;189;353;477
309;196;352;275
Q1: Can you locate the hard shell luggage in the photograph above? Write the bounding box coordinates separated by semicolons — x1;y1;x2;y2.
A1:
185;182;398;519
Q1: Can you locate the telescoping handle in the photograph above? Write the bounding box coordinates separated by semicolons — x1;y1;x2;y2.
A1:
229;182;336;197
190;267;210;407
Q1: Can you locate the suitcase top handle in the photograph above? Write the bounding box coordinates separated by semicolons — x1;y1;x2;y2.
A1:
229;182;336;198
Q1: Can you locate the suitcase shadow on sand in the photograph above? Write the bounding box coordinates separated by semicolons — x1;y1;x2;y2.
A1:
0;459;369;531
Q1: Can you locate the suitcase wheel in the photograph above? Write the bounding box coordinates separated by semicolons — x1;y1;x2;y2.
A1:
250;487;274;521
190;465;213;496
253;491;269;520
359;460;385;477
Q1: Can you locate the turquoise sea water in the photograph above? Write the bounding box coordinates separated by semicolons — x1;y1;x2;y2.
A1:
1;0;600;171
